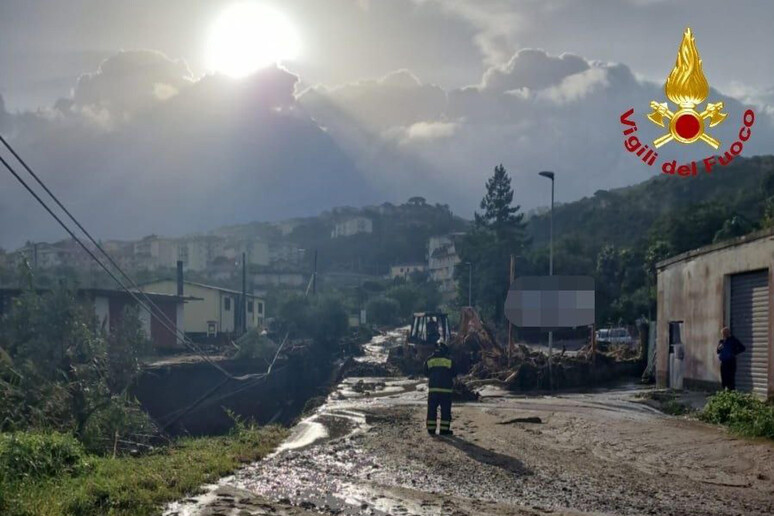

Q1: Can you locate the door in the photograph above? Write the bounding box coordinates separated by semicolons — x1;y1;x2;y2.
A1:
730;270;769;397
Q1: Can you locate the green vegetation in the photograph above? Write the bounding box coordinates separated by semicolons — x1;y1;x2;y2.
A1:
523;156;774;325
0;425;287;516
700;390;774;439
0;274;155;454
638;390;691;416
288;200;467;276
455;164;529;324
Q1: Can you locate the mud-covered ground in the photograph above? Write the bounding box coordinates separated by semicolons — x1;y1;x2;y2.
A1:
166;331;774;516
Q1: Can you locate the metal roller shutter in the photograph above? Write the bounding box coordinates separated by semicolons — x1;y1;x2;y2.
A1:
730;270;769;397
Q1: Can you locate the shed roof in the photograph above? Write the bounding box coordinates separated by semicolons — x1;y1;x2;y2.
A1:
656;227;774;271
141;279;264;299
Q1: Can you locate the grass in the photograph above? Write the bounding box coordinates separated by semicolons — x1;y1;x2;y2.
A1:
700;389;774;439
0;425;288;516
636;389;691;416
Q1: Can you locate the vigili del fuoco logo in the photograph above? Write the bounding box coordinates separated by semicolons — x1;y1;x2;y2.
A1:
619;28;755;176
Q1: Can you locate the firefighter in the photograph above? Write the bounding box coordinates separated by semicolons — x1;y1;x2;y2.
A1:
424;338;457;436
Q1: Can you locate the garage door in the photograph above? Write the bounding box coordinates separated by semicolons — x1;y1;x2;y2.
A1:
730;270;769;397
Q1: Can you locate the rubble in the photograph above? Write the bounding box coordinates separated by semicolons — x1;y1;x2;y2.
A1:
387;307;643;394
454;309;642;392
338;357;400;379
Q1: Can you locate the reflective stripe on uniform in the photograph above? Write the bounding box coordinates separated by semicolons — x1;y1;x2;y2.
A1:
439;420;450;427
428;387;453;393
426;421;437;428
426;357;452;369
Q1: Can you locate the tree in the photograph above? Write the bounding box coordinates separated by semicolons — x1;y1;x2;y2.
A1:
365;297;400;326
474;164;526;241
456;165;529;324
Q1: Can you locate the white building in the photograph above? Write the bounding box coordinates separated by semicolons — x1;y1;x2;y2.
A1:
389;263;427;280
133;236;179;270
331;217;373;238
428;235;461;297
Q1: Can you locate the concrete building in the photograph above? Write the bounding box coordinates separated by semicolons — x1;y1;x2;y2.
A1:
331;216;373;238
251;271;306;289
141;279;264;339
428;235;461;297
133;235;179;270
269;242;306;269
389;263;427;280
657;229;774;398
0;287;189;351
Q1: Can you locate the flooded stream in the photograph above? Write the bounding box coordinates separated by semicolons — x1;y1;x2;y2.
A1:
164;327;420;516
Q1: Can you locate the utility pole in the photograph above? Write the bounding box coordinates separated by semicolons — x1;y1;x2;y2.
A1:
467;262;472;307
539;171;555;389
312;249;318;295
241;252;247;336
508;254;515;367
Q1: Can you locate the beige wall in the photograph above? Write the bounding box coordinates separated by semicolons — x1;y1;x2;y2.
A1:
142;280;263;334
657;234;774;396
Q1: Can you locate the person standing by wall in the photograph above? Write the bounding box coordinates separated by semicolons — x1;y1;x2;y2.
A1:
717;327;745;390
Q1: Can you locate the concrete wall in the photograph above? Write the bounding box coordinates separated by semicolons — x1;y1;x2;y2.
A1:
657;233;774;396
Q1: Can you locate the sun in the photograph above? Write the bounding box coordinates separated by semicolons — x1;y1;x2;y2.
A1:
206;2;301;78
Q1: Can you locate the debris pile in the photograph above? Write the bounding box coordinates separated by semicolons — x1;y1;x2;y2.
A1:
453;309;642;392
338;357;400;379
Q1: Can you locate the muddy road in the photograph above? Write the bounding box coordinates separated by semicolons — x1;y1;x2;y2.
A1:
165;329;774;516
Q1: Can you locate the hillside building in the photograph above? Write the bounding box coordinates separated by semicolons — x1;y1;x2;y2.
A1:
389;263;427;280
331;216;373;238
428;235;461;298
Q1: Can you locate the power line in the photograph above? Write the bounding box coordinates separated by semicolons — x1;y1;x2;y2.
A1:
0;152;236;379
0;134;230;376
0;135;308;424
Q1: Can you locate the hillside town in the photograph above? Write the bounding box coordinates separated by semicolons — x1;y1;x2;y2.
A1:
3;2;774;516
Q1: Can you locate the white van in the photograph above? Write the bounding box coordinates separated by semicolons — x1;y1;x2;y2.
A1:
595;327;635;347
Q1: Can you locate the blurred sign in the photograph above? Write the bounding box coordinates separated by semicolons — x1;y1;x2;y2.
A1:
504;276;595;329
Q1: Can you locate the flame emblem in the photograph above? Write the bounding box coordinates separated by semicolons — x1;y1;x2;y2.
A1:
647;28;727;149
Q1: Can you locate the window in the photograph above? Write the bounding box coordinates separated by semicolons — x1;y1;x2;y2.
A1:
248;300;254;313
224;297;231;311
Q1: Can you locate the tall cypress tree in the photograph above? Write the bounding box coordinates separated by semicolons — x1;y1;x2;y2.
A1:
474;164;527;243
457;164;528;323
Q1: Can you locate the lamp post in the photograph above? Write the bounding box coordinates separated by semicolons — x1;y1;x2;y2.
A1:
539;171;555;388
466;261;472;307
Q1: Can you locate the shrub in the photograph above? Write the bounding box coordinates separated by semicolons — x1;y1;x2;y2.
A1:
700;390;774;439
233;330;279;362
0;431;87;483
366;297;400;326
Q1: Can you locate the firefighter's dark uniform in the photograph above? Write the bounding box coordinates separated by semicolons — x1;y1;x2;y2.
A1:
424;345;457;435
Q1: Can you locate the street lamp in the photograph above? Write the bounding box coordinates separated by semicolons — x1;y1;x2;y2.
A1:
466;261;472;307
539;170;555;388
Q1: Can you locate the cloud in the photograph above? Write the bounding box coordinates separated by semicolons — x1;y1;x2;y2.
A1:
0;52;377;248
480;49;589;92
2;45;773;249
405;121;458;141
55;50;194;127
301;69;446;131
300;48;774;220
413;0;524;66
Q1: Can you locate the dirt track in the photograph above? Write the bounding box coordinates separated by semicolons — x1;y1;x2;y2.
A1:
166;332;774;516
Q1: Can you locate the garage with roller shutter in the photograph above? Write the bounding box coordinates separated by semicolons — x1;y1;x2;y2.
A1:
656;229;774;398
